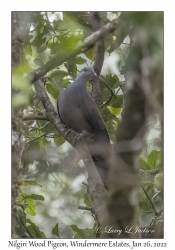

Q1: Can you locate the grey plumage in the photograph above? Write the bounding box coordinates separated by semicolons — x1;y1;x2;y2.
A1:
57;66;111;187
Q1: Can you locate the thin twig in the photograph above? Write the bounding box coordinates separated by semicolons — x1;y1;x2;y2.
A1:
100;86;120;108
23;116;49;121
141;185;158;216
99;76;116;97
45;134;61;138
122;42;130;45
78;206;93;212
30;18;119;83
140;210;155;214
100;94;114;109
65;61;79;79
39;121;51;130
45;12;56;34
19;217;34;238
26;132;47;144
82;182;88;187
141;169;159;175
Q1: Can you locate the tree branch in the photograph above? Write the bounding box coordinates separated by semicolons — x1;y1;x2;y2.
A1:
90;12;105;107
29;18;119;83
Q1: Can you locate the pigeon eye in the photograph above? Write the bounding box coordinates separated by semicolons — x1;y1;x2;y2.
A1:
84;68;88;72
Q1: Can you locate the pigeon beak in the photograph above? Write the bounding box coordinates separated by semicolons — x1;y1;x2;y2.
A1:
93;72;97;77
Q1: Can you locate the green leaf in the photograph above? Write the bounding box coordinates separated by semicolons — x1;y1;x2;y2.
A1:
27;194;45;201
19;210;27;226
52;223;59;237
54;136;65;146
18;193;44;216
107;106;121;116
59;35;80;52
70;224;96;239
140;151;162;171
62;78;70;88
31;34;46;47
147;150;162;169
19;180;42;188
12;72;33;108
33;58;44;67
101;106;116;122
139;158;150;170
84;46;97;60
13;63;33;76
61;13;83;32
106;116;119;142
24;45;32;56
25;198;36;216
26;219;46;238
14;208;30;238
49;70;68;79
75;56;87;64
154;173;163;190
37;44;47;52
101;74;119;89
140;170;155;184
12;75;30;91
84;193;93;207
12;93;30;108
110;95;123;108
39;137;49;151
104;33;114;49
100;74;120;104
64;57;77;78
46;82;59;99
139;184;155;211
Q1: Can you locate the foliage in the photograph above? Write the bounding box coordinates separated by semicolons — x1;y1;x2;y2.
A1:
139;150;163;220
14;180;46;238
70;223;97;238
52;223;60;238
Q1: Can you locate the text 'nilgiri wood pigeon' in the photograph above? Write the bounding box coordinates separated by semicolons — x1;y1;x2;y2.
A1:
57;66;111;187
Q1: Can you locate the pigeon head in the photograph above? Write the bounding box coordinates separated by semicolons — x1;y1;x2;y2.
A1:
77;67;97;81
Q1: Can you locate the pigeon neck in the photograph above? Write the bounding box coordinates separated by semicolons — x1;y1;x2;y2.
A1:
74;77;88;91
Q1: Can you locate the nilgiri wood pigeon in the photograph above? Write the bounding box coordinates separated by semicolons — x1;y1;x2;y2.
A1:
57;66;111;187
